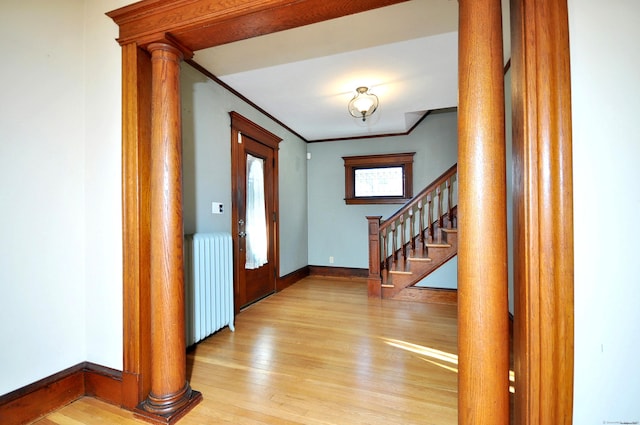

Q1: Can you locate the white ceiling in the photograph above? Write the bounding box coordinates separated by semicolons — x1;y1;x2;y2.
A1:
193;0;460;141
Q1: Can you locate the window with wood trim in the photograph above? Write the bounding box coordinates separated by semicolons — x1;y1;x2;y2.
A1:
343;152;415;204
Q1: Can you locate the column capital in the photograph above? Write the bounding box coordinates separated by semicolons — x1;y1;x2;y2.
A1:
146;34;193;60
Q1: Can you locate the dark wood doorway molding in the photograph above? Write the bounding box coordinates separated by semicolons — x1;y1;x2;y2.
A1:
230;111;281;313
107;0;574;423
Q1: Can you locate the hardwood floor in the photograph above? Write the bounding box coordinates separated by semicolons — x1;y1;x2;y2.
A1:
33;277;458;424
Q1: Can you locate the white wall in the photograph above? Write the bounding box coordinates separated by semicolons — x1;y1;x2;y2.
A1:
83;0;130;371
569;0;640;423
0;0;88;394
0;0;130;395
307;111;458;268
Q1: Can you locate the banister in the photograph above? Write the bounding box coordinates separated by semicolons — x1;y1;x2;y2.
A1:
378;163;457;234
368;163;458;298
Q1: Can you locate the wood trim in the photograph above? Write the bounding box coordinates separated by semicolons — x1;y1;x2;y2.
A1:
308;111;431;143
230;112;282;313
107;0;576;423
0;365;85;425
457;0;509;424
230;111;282;149
186;60;453;144
392;287;457;305
277;266;310;292
0;363;123;425
121;42;153;410
343;152;415;205
186;60;308;143
83;363;123;406
309;265;369;280
510;0;574;423
107;0;408;51
366;216;383;298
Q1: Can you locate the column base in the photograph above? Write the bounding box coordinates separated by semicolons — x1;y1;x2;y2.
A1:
134;385;202;424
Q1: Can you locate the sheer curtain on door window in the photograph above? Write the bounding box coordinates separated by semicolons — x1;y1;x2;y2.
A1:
245;153;268;269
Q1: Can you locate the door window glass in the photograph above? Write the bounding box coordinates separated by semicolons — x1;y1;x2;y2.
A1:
245;154;268;269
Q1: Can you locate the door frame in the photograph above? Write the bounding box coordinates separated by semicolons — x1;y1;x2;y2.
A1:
108;0;574;422
230;111;281;313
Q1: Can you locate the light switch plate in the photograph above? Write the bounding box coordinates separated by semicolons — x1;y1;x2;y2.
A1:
211;202;224;214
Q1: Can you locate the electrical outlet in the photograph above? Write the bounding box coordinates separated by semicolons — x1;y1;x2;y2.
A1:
329;256;334;264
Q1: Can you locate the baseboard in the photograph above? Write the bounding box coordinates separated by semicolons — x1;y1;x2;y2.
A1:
393;287;458;304
83;362;123;406
277;266;310;291
0;362;122;425
308;265;368;281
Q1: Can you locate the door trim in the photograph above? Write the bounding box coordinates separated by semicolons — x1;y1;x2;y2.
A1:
230;112;281;313
510;0;574;422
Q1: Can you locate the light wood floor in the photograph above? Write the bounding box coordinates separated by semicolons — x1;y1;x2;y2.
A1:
34;277;458;424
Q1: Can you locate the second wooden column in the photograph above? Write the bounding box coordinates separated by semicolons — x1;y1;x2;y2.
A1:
457;0;510;423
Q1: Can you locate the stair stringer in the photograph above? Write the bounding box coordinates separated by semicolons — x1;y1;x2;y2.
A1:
382;228;457;301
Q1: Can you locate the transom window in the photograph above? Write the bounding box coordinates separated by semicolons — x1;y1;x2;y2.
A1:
343;152;415;204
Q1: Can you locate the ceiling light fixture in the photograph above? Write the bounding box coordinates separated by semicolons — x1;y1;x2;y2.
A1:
348;86;379;122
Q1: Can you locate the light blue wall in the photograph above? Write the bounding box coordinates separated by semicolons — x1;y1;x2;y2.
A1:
413;67;514;294
505;68;514;314
307;110;458;268
416;256;458;289
181;64;309;276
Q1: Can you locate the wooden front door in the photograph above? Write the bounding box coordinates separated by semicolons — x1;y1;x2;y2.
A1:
230;112;281;312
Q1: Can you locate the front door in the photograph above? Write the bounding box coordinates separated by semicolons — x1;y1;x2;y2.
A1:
230;112;281;312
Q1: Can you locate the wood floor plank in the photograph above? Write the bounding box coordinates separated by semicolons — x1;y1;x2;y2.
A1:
35;277;458;424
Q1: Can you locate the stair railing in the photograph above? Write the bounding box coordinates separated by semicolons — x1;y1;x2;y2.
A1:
367;164;457;296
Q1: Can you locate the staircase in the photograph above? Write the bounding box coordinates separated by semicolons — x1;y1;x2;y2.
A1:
367;164;457;302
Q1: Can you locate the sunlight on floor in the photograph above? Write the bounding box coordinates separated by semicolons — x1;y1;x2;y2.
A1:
382;337;517;393
381;337;458;367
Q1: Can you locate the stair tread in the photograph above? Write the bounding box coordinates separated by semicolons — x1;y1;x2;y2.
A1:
389;270;413;275
408;257;432;262
425;243;452;248
441;228;458;233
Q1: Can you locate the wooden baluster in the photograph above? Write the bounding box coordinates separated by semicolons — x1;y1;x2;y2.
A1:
391;222;397;263
417;199;424;250
399;214;406;263
409;209;415;253
417;199;424;242
427;193;434;243
437;185;444;236
380;227;389;284
446;178;453;228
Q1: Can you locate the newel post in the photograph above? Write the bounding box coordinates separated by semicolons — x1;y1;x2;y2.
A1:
366;216;383;298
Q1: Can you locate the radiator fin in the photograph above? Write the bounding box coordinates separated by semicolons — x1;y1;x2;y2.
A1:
184;232;235;346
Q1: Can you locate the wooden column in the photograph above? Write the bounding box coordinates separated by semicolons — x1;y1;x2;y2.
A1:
457;0;509;424
511;0;574;423
135;42;202;424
